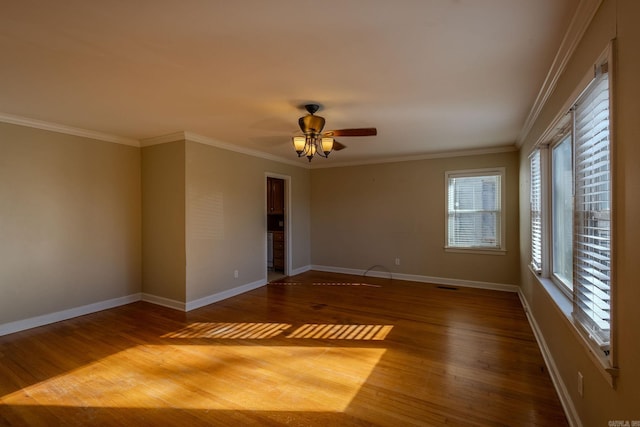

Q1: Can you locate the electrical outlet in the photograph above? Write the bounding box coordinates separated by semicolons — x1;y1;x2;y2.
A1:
395;257;400;266
578;371;584;397
234;270;239;279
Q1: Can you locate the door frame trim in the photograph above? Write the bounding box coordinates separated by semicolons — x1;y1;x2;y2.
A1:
265;173;292;277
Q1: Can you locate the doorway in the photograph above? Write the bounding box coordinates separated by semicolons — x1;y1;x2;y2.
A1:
266;175;289;282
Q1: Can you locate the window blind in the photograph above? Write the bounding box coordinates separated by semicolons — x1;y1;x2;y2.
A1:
447;173;501;248
530;150;542;272
573;65;611;348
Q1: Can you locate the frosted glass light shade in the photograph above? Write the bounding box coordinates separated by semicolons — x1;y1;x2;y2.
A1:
321;137;334;155
292;136;306;155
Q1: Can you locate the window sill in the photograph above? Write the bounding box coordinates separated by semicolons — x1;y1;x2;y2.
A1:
529;267;618;388
444;247;506;256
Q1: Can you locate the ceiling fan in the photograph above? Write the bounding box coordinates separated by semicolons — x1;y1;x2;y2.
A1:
292;104;377;161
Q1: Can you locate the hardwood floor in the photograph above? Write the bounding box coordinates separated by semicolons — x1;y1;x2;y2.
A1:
0;271;568;426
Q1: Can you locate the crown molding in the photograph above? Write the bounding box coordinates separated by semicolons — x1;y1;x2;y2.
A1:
141;130;307;168
184;131;305;167
516;0;604;147
1;112;516;169
310;145;518;169
0;113;306;167
0;111;139;147
139;131;185;147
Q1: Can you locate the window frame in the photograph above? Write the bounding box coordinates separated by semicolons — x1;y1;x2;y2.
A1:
572;64;613;351
529;149;542;273
527;45;617;384
444;167;506;254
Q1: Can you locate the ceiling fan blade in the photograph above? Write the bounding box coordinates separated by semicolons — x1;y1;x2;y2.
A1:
332;140;347;151
324;128;377;137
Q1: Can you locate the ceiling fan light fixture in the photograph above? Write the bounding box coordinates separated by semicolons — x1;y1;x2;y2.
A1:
291;134;332;162
321;137;334;156
290;103;376;162
306;141;316;162
292;136;306;156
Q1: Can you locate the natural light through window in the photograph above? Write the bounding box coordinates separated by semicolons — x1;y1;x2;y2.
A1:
286;324;392;340
445;168;505;252
312;282;382;287
269;282;382;287
0;345;386;412
162;322;291;339
162;322;394;341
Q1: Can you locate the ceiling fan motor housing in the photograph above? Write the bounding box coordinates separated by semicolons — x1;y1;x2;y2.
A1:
299;113;325;134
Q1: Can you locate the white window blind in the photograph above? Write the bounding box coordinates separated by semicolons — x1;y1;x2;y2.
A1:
447;171;502;249
573;65;611;349
530;150;542;272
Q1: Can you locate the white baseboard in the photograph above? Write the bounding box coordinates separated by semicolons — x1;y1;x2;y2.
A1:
517;290;581;427
1;278;271;336
2;278;273;336
141;293;186;311
0;293;141;337
310;265;519;293
142;279;268;312
289;265;312;276
185;278;267;311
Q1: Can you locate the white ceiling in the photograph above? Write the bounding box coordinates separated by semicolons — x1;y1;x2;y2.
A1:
0;0;579;166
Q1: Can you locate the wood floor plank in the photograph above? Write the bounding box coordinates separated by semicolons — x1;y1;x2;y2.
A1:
0;271;568;426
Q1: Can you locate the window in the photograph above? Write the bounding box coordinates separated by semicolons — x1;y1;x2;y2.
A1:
551;134;573;292
528;56;612;357
573;67;611;349
446;168;505;251
529;150;542;272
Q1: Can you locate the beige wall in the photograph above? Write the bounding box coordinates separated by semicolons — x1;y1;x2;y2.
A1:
141;141;186;302
140;138;312;304
0;123;141;324
311;151;520;286
518;0;640;423
0;128;311;323
2;4;637;421
185;140;311;301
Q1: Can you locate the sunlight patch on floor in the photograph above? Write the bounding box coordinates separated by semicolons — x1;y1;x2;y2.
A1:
268;282;381;287
0;345;386;412
162;322;291;339
312;282;382;287
162;322;394;341
286;324;393;340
